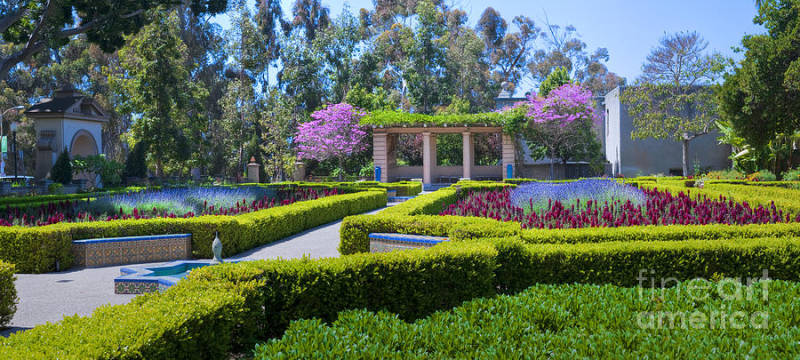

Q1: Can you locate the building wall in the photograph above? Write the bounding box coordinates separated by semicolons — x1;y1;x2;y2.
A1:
604;87;731;177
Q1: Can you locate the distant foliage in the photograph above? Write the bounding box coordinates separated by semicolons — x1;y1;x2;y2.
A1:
51;150;73;185
538;67;572;97
124;142;148;179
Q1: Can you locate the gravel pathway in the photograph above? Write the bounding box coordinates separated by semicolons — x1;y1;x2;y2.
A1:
1;206;387;336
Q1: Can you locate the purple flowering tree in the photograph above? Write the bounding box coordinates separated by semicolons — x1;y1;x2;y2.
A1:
524;84;603;179
295;103;369;180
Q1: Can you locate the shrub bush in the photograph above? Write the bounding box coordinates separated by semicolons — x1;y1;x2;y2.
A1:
50;150;72;185
0;279;260;359
255;280;798;359
0;261;16;328
783;168;800;181
124;141;148;179
1;189;386;273
747;169;777;181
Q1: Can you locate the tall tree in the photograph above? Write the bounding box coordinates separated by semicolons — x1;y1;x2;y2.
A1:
220;4;265;179
0;0;227;81
259;88;296;181
255;0;285;88
110;10;207;176
477;8;538;93
443;8;497;111
528;22;623;96
719;0;800;172
404;0;447;114
290;0;330;44
622;31;726;176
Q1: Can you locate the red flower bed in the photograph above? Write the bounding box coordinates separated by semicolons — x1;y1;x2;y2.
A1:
440;188;799;229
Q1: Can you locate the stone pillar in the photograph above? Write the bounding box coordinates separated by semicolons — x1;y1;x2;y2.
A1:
422;132;436;184
373;131;389;182
502;133;515;179
292;160;306;181
246;157;260;183
462;131;473;180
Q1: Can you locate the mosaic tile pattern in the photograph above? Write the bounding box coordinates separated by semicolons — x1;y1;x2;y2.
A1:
115;280;160;294
369;233;448;253
72;234;192;268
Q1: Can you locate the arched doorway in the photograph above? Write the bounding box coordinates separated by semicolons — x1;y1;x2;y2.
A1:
70;130;99;184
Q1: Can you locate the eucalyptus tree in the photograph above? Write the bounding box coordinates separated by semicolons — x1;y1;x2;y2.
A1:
476;7;538;93
528;22;623;96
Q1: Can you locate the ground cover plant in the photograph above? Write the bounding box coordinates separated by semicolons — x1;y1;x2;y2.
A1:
254;280;798;359
0;186;338;226
440;179;799;229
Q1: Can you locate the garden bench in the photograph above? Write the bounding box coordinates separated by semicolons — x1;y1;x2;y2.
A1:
72;233;192;268
368;233;448;253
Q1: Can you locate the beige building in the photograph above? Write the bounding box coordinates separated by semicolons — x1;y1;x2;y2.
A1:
24;86;108;182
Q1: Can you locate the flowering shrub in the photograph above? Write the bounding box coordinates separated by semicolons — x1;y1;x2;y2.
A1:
441;181;799;229
0;186;337;227
526;84;598;125
296;103;368;162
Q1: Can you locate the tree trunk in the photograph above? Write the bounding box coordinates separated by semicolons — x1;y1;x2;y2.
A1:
338;157;345;181
549;151;555;180
681;139;689;177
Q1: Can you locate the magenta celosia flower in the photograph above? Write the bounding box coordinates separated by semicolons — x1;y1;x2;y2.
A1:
295;103;369;162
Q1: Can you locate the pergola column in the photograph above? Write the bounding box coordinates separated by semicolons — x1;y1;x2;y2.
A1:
422;132;436;184
462;131;473;180
502;133;515;179
373;131;389;182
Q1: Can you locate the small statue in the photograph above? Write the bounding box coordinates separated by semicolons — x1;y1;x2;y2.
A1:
211;231;224;264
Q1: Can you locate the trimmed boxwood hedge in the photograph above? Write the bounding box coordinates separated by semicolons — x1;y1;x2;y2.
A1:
0;260;15;328
5;235;800;358
0;279;261;359
255;280;799;359
1;189;386;273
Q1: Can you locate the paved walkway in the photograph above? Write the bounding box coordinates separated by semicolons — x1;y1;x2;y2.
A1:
1;207;387;336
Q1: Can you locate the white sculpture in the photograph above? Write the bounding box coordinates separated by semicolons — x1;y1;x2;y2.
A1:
211;231;224;264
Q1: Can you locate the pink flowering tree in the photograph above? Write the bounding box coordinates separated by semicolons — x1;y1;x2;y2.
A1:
295;103;369;180
524;84;603;179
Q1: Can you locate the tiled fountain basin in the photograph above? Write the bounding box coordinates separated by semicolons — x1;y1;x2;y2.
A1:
115;260;237;294
368;233;448;253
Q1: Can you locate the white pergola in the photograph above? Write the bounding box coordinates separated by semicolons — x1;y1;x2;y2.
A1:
372;125;515;185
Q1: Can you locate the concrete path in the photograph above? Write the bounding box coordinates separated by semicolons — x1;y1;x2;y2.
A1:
1;206;387;336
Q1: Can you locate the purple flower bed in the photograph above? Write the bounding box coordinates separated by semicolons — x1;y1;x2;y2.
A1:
0;187;338;227
441;182;799;229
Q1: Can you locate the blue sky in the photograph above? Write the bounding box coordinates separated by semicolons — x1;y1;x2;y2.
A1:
212;0;764;83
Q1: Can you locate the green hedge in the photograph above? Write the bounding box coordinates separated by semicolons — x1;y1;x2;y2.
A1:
5;233;800;358
489;236;800;293
0;260;15;328
0;243;497;358
340;211;800;255
255;280;799;359
360;110;524;130
378;187;458;216
2;189;386;273
0;279;260;359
